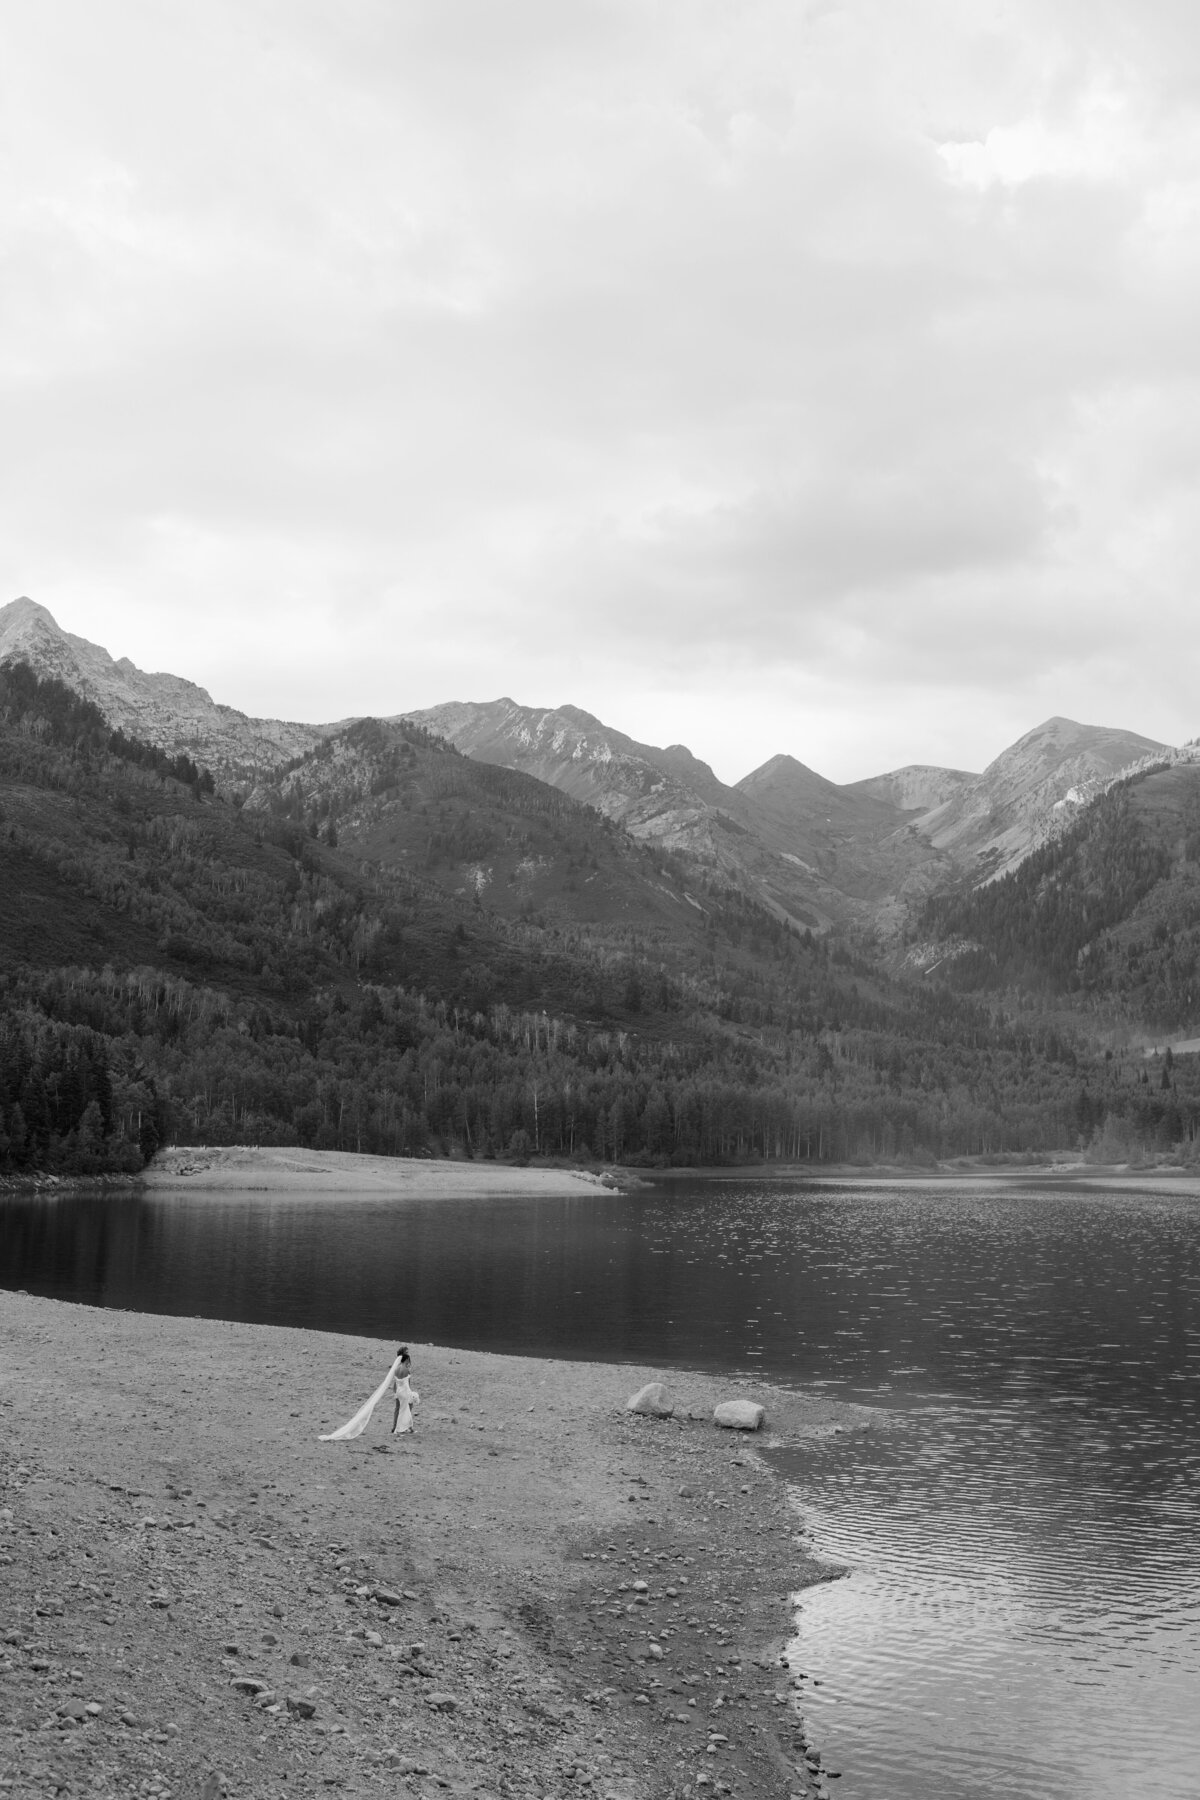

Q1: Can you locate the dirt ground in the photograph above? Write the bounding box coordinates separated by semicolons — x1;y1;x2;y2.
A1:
0;1293;869;1800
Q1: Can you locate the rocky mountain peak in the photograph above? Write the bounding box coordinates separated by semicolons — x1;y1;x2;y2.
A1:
555;703;607;731
737;752;842;802
914;714;1169;881
0;595;327;786
987;716;1144;779
3;594;55;627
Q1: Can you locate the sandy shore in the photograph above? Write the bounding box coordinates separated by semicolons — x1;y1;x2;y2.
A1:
143;1146;618;1198
0;1295;866;1800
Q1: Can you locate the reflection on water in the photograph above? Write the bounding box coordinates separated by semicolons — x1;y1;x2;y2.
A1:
3;1175;1199;1797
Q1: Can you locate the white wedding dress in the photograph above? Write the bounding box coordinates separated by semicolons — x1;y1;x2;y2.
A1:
390;1373;419;1435
320;1355;420;1441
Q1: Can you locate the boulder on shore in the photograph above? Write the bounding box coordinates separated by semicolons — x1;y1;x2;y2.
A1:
713;1400;766;1431
626;1382;674;1418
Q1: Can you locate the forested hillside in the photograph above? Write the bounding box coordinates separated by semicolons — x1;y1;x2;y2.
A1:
4;662;1199;1178
920;764;1200;1028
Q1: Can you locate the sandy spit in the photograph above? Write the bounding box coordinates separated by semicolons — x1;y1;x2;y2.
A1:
0;1294;867;1800
142;1145;619;1198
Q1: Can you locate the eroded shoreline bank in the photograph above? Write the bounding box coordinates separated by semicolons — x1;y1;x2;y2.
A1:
0;1294;867;1800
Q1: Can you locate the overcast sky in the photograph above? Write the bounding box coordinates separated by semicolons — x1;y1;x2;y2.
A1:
4;1;1200;783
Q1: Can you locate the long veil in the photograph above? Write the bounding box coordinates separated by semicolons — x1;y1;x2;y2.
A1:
319;1355;402;1441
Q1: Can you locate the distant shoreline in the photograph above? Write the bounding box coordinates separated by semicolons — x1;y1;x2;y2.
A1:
646;1156;1200;1192
140;1143;620;1197
6;1144;1198;1200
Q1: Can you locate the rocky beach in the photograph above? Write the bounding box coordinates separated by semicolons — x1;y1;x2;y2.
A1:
0;1290;867;1800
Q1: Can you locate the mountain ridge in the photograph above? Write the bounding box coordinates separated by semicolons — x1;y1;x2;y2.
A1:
3;597;1188;934
0;596;329;784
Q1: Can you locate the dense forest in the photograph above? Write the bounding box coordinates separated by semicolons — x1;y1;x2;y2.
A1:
4;662;1200;1178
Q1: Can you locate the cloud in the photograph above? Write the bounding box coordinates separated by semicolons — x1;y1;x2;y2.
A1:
4;0;1200;780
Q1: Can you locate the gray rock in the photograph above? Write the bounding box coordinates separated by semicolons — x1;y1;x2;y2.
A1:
286;1694;317;1719
713;1401;766;1431
625;1383;674;1418
425;1691;459;1711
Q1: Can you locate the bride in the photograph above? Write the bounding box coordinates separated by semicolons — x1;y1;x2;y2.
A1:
390;1346;420;1435
319;1344;420;1442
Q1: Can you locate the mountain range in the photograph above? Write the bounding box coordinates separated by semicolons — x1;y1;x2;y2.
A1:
1;595;1183;938
4;593;1200;1178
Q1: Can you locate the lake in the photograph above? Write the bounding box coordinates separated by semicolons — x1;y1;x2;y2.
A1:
3;1172;1199;1798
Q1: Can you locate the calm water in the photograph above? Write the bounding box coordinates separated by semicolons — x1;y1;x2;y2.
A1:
3;1174;1199;1799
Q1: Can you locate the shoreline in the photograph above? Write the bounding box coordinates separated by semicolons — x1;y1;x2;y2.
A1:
7;1141;1198;1201
645;1156;1200;1192
1;1293;865;1800
141;1145;622;1198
